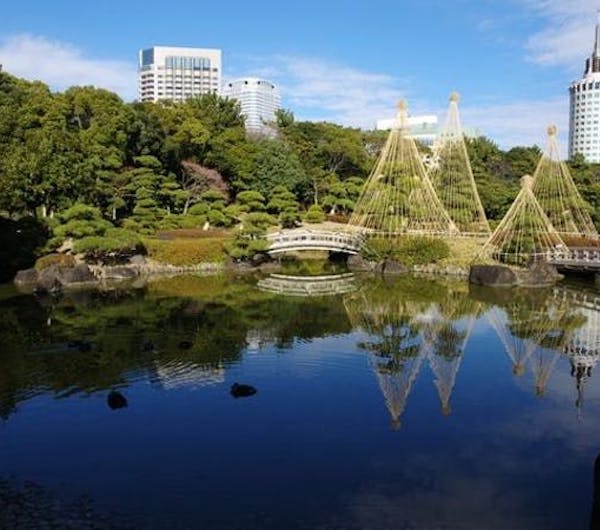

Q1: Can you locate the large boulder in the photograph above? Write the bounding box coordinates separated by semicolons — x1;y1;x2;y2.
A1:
469;264;519;287
37;265;63;292
103;266;138;280
379;260;408;275
14;268;39;285
347;254;376;272
129;254;147;267
519;261;563;287
470;262;563;288
57;264;97;286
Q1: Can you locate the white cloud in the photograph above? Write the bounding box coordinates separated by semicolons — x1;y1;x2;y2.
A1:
522;0;598;67
0;34;136;100
460;97;569;149
233;55;414;129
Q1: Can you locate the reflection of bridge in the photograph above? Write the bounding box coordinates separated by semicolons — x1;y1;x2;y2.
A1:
257;273;357;297
267;230;363;255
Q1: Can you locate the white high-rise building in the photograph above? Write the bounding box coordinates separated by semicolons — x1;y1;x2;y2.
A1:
569;14;600;162
376;115;439;145
222;77;281;135
138;46;222;103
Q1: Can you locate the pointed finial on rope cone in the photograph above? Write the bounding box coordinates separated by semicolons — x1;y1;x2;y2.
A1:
449;91;460;103
397;99;408;112
547;124;558;137
441;404;452;416
521;174;534;190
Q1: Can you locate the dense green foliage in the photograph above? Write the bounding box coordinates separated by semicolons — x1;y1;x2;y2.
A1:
1;69;600;268
362;236;450;265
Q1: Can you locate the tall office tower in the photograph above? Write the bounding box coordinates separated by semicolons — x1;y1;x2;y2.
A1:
569;14;600;162
138;46;222;103
222;77;281;135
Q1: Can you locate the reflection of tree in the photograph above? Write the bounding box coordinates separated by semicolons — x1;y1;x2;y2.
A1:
0;275;353;419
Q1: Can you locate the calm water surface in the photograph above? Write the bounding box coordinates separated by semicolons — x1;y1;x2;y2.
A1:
1;273;600;529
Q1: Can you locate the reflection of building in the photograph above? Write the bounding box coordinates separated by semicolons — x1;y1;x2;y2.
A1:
138;46;222;103
222;77;281;135
569;14;600;162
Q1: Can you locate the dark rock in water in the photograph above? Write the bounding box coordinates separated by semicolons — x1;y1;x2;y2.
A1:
37;266;63;292
347;254;375;272
68;340;93;352
178;340;193;350
107;390;128;410
230;382;257;398
142;340;156;353
469;264;519;287
14;268;39;285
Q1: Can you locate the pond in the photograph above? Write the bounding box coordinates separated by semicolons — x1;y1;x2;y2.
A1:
1;273;600;529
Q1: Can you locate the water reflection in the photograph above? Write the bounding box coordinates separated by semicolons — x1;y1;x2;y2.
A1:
3;274;600;528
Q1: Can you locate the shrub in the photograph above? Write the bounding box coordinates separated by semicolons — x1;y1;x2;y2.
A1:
362;236;450;265
304;204;326;224
227;228;270;261
73;229;145;264
35;253;76;270
145;237;232;265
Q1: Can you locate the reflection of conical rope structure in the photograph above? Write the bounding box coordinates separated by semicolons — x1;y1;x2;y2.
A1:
478;175;566;267
344;282;429;429
532;126;598;240
369;350;425;430
487;307;539;377
487;290;581;396
427;311;478;415
348;100;458;237
529;349;561;398
429;93;490;235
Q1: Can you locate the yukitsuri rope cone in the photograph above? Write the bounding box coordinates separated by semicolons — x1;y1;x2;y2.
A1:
478;175;566;267
429;93;490;236
348;100;458;237
532;125;598;241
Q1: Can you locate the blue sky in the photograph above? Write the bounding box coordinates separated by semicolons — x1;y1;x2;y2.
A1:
1;0;598;148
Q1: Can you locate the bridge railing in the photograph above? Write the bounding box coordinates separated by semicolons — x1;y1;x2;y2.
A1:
267;230;363;253
547;247;600;265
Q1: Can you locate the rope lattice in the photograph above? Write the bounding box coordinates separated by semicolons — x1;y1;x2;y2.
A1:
479;175;566;266
348;100;458;237
532;126;598;239
429;93;490;235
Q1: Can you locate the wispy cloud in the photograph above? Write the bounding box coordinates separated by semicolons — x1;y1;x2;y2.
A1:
232;55;414;128
461;97;569;149
521;0;598;67
0;34;136;100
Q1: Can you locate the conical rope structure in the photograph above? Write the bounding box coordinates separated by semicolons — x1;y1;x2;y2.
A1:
532;126;598;241
348;100;458;237
478;175;566;267
429;93;490;236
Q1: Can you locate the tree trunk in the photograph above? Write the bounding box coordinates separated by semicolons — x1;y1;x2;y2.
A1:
112;207;117;221
183;198;191;215
41;205;47;218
